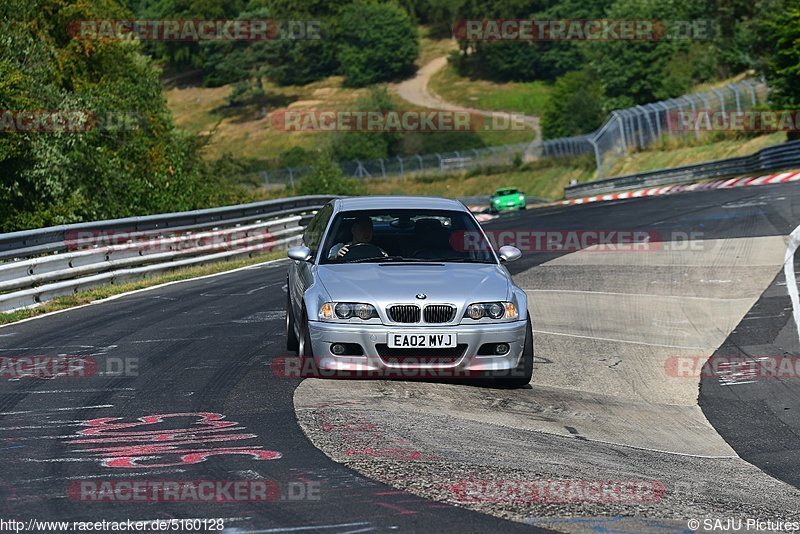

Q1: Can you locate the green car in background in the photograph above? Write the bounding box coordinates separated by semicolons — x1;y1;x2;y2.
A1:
490;187;527;213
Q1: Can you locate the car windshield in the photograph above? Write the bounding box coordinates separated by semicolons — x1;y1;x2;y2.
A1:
320;209;496;264
496;188;519;196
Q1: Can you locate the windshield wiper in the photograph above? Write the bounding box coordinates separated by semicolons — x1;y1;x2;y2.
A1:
346;255;495;264
417;257;495;263
349;255;426;263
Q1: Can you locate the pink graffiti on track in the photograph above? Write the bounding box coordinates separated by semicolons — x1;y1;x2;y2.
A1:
67;412;281;468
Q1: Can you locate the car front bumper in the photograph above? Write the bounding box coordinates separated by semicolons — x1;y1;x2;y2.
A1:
306;320;529;377
492;201;524;211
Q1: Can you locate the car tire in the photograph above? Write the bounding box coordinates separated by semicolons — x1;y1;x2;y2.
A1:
297;311;317;378
494;316;533;388
286;287;299;352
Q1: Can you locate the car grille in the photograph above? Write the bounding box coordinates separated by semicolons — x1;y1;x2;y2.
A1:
387;304;421;323
423;305;456;323
376;344;468;365
387;304;456;324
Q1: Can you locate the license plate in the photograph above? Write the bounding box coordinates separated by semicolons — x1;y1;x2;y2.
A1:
388;333;457;348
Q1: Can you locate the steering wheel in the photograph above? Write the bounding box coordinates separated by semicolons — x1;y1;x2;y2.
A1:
339;242;387;261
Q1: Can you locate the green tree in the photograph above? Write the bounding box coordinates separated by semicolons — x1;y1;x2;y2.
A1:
454;0;612;82
760;0;800;107
336;1;419;87
541;69;606;138
295;153;366;195
755;0;800;139
0;0;227;231
127;0;246;71
329;86;402;161
585;0;719;108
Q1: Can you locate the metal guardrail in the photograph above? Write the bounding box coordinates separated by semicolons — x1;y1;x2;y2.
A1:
564;140;800;199
0;195;336;312
0;195;335;260
254;81;764;185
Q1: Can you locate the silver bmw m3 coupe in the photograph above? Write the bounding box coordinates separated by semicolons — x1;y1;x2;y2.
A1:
285;196;533;387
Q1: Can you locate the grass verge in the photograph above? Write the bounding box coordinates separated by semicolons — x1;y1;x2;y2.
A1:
607;132;785;176
429;63;552;117
0;251;286;326
361;132;786;201
166;77;371;160
364;156;595;200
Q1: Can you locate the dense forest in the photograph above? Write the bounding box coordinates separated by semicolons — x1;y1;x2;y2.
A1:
1;0;798;231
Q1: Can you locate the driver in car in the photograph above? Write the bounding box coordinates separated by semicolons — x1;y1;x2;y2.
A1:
328;215;388;260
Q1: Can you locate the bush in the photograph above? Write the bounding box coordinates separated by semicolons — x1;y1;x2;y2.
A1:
760;0;800;107
295;155;366;196
329;86;402;161
0;0;240;232
541;70;606;139
336;1;419;87
278;147;311;169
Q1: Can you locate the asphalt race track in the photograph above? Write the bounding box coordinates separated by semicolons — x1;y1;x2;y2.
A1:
2;182;800;533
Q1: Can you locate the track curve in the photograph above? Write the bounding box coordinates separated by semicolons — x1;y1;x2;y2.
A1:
2;182;800;532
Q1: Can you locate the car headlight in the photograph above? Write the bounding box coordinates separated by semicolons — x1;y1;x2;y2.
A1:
319;302;378;321
518;195;524;201
464;302;518;320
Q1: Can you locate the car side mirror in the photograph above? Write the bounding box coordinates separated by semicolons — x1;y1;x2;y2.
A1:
287;245;313;262
498;245;522;263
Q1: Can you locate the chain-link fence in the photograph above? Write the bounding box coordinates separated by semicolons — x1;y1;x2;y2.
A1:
588;79;768;177
257;136;594;186
255;80;767;186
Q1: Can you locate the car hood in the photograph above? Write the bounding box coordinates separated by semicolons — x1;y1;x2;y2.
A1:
315;263;511;306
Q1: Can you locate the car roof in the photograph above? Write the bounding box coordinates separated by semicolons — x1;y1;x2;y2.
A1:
495;187;518;194
334;196;467;212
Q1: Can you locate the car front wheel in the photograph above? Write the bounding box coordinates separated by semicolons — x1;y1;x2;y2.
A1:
285;286;299;352
297;311;317;378
493;316;533;388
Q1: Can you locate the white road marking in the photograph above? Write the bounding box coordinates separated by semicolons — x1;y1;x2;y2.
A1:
783;224;800;343
0;423;83;430
238;523;371;533
20;458;106;463
236;469;265;480
132;517;249;525
131;337;212;343
534;329;709;350
246;284;273;295
8;388;134;394
233;311;284;324
0;258;289;330
0;404;113;415
19;469;187;483
0;345;100;351
525;288;739;301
